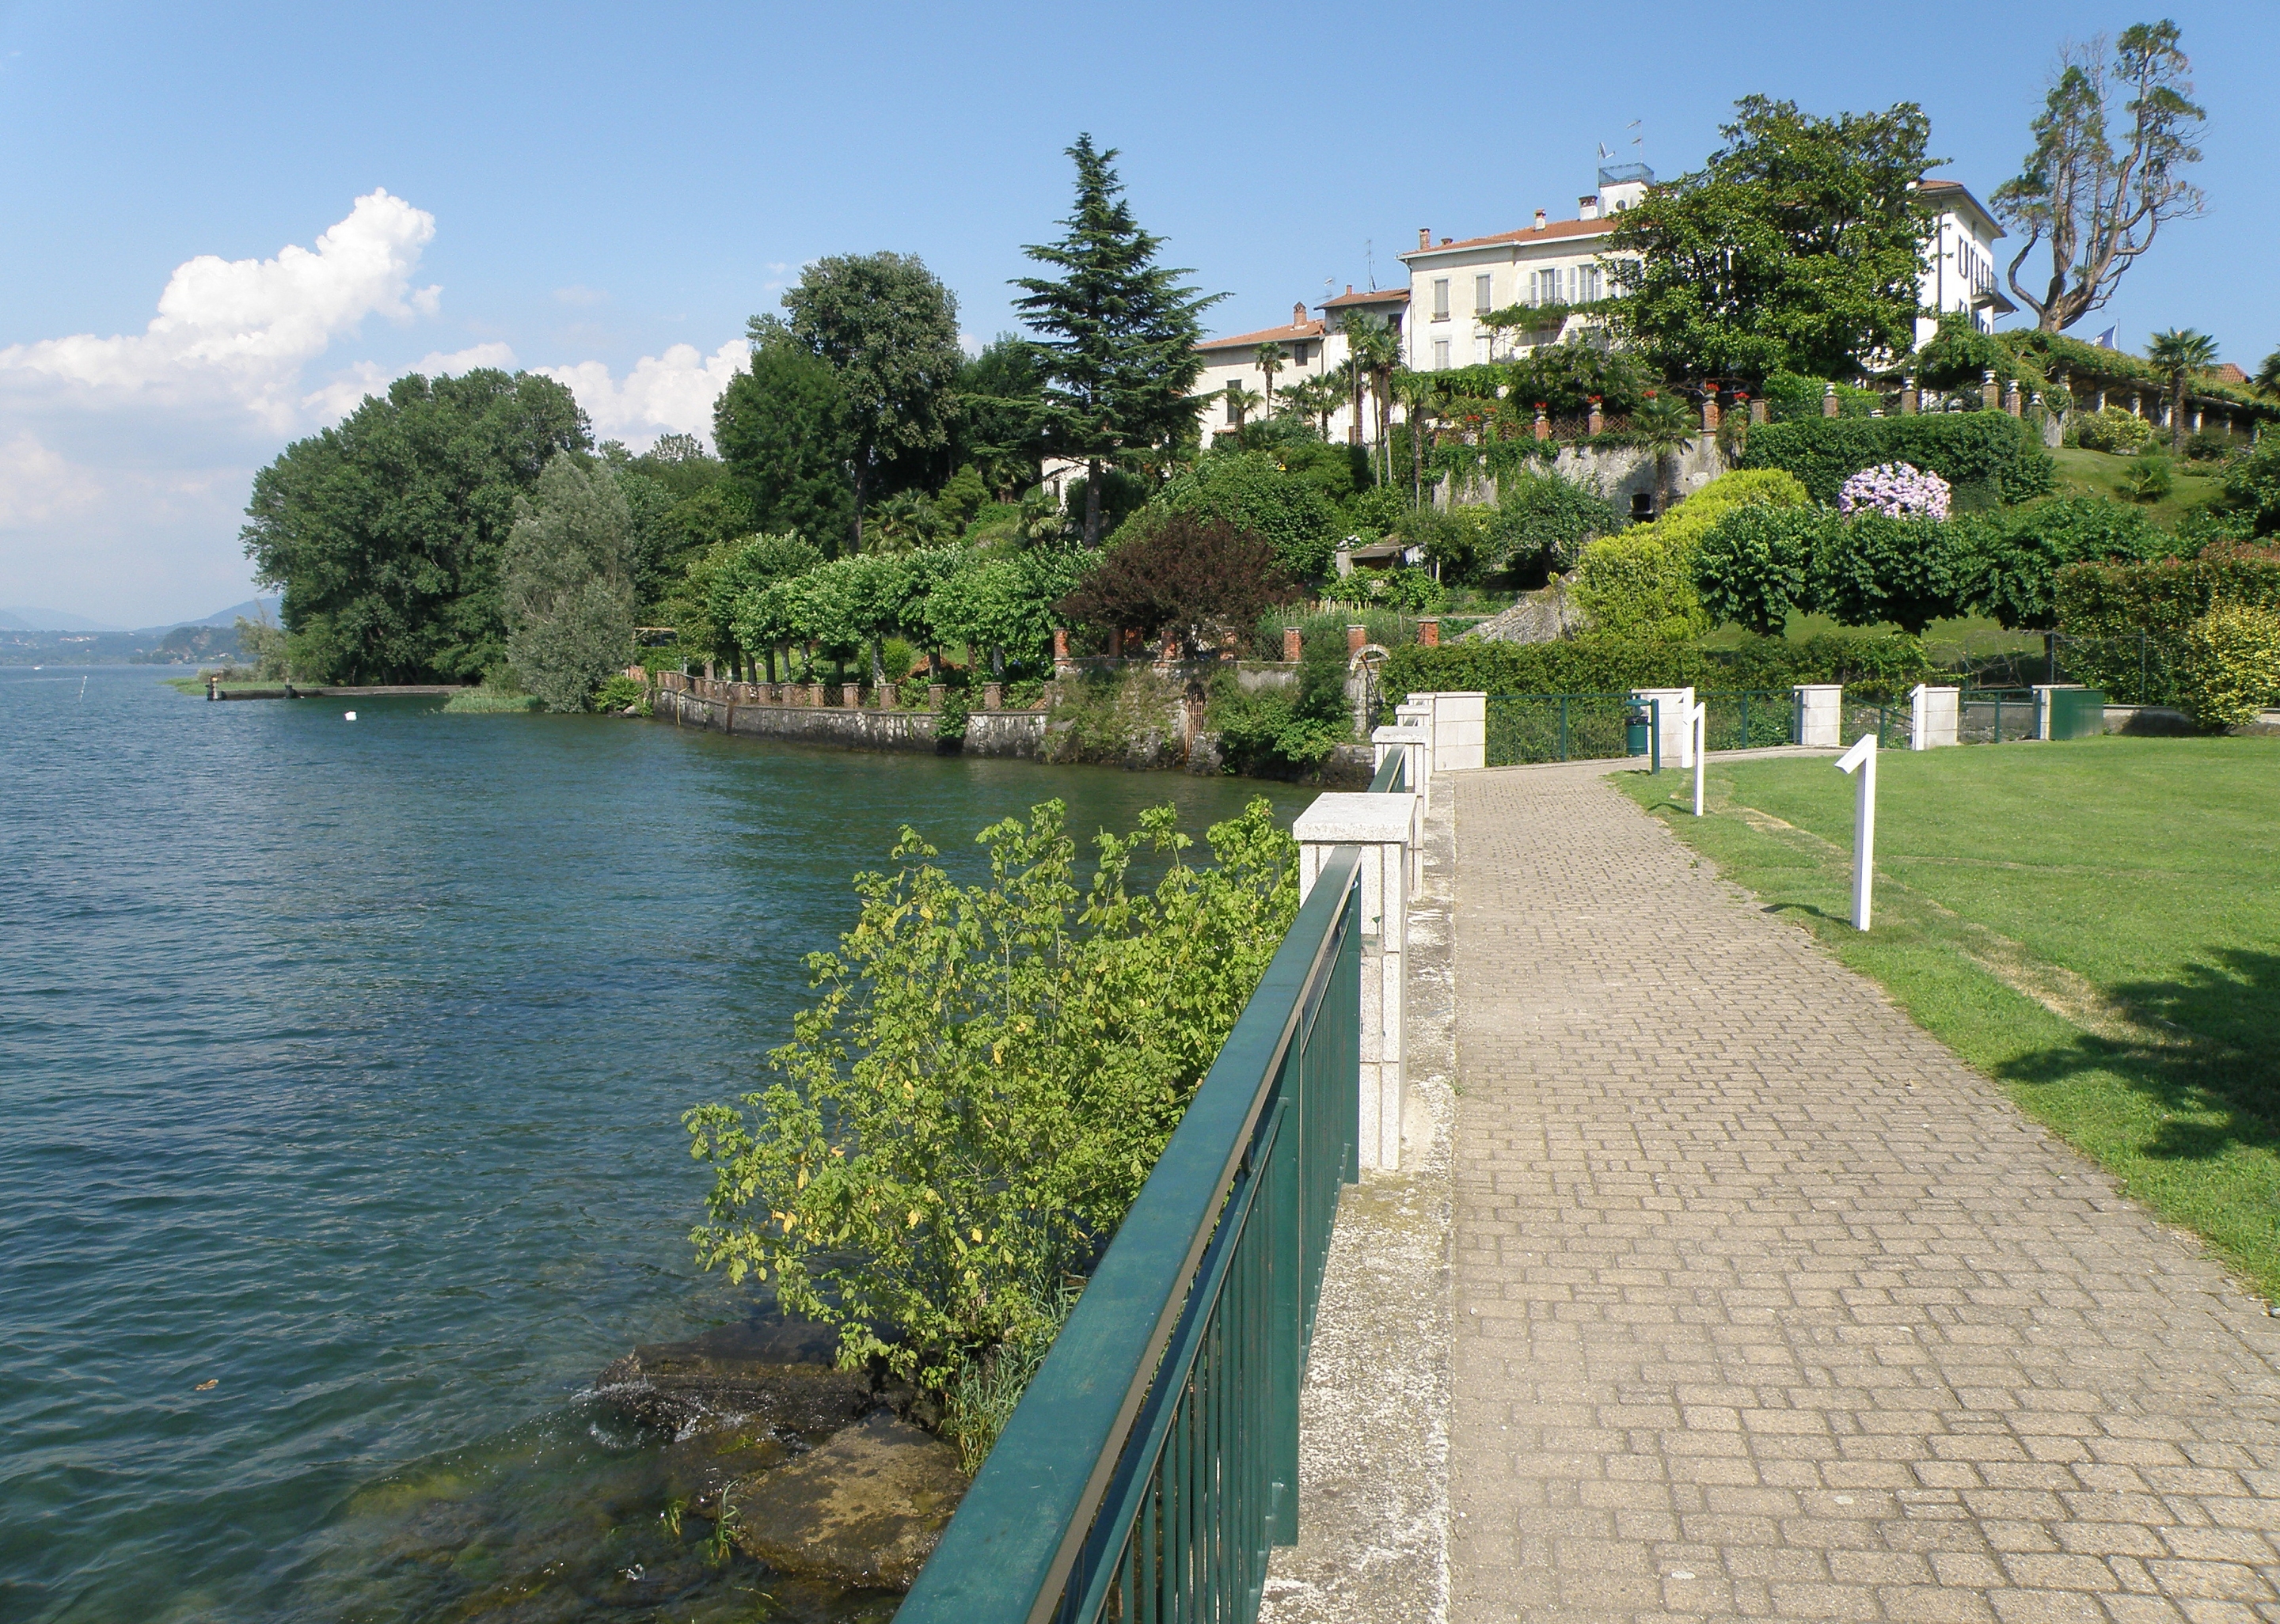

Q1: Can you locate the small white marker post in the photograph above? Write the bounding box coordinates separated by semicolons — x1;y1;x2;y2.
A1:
1834;733;1877;929
344;711;358;722
1691;700;1708;817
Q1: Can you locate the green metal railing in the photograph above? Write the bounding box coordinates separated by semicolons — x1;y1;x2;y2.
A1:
1484;691;1642;765
1700;690;1800;752
899;759;1392;1624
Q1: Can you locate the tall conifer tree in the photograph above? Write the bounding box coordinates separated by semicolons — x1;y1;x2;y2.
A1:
1014;136;1221;547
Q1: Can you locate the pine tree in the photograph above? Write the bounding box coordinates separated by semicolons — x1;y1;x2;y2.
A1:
1014;136;1222;547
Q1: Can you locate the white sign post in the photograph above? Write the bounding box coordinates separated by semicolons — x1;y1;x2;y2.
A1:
1691;700;1708;817
1834;734;1877;930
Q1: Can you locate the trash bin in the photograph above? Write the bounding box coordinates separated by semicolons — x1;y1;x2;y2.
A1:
1625;706;1651;757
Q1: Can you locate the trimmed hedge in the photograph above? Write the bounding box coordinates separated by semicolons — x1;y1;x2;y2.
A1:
1382;630;1932;705
2176;605;2280;730
2053;554;2280;704
1738;413;2055;507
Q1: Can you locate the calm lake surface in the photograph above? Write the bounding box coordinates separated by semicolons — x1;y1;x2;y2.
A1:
0;668;1312;1624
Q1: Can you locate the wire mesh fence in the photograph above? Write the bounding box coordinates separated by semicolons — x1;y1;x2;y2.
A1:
1484;692;1640;766
1700;690;1799;752
1958;689;2040;745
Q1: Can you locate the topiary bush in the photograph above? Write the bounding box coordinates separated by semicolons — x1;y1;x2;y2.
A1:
1814;512;1968;635
1694;507;1836;636
1571;469;1810;642
1380;628;1929;704
1738;413;2055;506
2174;604;2280;729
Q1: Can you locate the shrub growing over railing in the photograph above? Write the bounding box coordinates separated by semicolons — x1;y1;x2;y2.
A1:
683;799;1297;1444
1381;628;1931;704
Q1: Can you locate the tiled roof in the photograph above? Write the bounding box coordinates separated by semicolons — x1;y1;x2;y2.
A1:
2214;363;2249;385
1400;216;1616;260
1320;286;1409;309
1920;179;2004;235
1197;319;1327;351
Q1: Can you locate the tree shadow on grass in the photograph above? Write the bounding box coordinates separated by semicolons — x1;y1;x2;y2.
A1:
1996;948;2280;1164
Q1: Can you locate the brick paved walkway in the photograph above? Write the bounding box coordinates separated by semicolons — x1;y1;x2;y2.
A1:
1449;764;2280;1624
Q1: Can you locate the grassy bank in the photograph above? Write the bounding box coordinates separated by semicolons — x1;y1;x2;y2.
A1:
1620;736;2280;1298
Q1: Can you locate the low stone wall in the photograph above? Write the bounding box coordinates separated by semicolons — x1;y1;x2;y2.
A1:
655;685;1048;758
2103;704;2280;738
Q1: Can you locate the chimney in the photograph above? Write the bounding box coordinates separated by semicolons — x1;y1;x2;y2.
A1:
1440;237;1451;245
1533;209;1548;230
1419;227;1430;250
1345;283;1355;296
1578;195;1598;221
1293;301;1306;326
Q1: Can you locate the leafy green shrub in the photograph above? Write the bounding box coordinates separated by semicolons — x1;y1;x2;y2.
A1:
441;685;544;714
1387;503;1495;583
2054;552;2280;702
1122;450;1342;581
2122;450;2174;502
1761;370;1882;423
1695;507;1835;635
1573;469;1811;640
1814;512;1966;635
2072;406;2158;455
1380;628;1928;704
1208;634;1354;772
2183;430;2240;463
1488;470;1620;575
683;799;1296;1398
1319;566;1445;613
1959;497;2172;629
2216;436;2280;537
2174;604;2280;729
1738;412;2055;505
591;674;649;714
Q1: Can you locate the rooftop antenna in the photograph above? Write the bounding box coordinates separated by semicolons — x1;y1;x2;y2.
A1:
1627;119;1644;169
1366;238;1374;291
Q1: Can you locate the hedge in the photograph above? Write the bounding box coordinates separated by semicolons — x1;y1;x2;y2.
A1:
1738;413;2055;507
1381;630;1932;705
2053;553;2280;704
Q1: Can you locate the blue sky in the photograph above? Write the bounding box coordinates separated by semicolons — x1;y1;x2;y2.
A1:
2;0;2273;625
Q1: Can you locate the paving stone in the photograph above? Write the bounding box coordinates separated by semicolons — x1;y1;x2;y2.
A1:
1446;764;2280;1624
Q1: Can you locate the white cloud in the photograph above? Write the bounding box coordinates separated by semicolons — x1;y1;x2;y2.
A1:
0;433;102;528
538;340;745;449
0;188;439;430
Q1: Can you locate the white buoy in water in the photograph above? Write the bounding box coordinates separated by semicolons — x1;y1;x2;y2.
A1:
344;711;358;721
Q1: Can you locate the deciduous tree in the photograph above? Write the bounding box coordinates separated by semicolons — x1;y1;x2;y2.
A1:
1605;97;1938;383
1058;515;1300;658
501;453;637;711
713;336;854;549
1993;21;2206;333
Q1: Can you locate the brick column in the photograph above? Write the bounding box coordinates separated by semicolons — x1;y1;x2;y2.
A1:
1532;403;1549;441
982;682;1003;711
1700;393;1720;432
1282;626;1303;662
1982;370;2001;413
1346;623;1366;655
2004;379;2023;417
1901;376;1920;415
1586;397;1603;435
1418;617;1440;648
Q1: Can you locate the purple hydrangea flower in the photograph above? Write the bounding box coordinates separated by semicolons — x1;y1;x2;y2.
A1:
1837;461;1951;520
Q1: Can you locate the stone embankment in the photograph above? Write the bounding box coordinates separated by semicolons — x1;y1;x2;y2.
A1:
595;1317;967;1592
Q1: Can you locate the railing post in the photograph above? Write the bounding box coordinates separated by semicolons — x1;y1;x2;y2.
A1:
1293;797;1416;1173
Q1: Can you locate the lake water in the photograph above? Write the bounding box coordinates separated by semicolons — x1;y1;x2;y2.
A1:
0;668;1312;1623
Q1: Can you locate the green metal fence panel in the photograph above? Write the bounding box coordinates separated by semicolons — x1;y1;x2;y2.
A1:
1484;692;1638;766
1698;690;1798;753
2047;686;2107;741
899;842;1366;1624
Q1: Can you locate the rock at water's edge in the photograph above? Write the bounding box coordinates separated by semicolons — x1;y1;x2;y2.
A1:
728;1410;968;1592
594;1318;874;1440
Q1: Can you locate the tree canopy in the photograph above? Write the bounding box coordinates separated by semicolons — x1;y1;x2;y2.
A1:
1015;135;1221;545
241;368;591;684
1605;96;1939;384
1992;21;2205;332
753;252;963;550
501;452;637;711
714;335;856;551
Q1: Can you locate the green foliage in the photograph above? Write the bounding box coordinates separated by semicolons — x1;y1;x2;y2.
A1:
1814;512;1964;635
1761;371;1883;423
927;547;1085;673
241;368;591;684
441;685;544;714
2122;450;2175;503
1382;628;1931;704
1501;341;1655;419
1385;504;1493;584
2072;407;2157;455
1958;496;2172;629
2174;604;2280;729
592;674;649;714
1133;450;1342;582
1016;135;1222;543
954;335;1050;500
1487;470;1621;575
1318;566;1446;613
1738;412;2056;505
758;252;965;548
2053;551;2280;703
1605;95;1938;382
1694;507;1833;635
2214;436;2280;536
1912;313;2027;393
232;613;291;680
712;337;855;552
682;798;1298;1395
1206;630;1355;772
501;453;637;711
1573;469;1811;640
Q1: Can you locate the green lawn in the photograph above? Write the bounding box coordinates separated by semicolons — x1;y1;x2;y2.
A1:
2050;444;2223;530
1621;736;2280;1298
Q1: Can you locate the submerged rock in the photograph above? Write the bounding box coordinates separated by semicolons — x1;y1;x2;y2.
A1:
594;1317;875;1440
728;1411;967;1592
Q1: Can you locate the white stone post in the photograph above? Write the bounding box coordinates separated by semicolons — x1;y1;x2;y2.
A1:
1910;684;1959;749
1394;700;1434;775
1373;723;1431;804
1425;692;1486;772
1633;686;1696;767
1293;793;1418;1173
1793;683;1843;747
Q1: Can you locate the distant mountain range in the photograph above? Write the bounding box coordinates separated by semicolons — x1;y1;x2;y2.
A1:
0;598;281;636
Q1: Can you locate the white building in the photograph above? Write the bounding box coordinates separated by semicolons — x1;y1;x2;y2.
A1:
1913;180;2013;344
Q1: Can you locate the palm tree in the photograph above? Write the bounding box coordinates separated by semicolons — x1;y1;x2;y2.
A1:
2258;347;2280;400
1254;343;1285;423
2145;328;2221;453
1389;369;1444;509
1631;391;1696;515
1225;384;1264;442
1339;311;1401;480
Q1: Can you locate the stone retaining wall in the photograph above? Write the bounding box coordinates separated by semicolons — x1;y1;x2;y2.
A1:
654;685;1048;758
